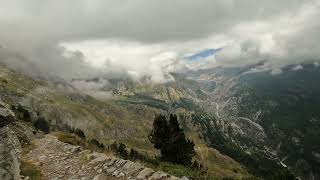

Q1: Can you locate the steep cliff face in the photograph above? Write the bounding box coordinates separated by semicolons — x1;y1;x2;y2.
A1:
0;100;15;126
0;100;21;180
0;127;21;180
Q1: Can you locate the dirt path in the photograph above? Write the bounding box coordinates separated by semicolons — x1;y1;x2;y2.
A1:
23;135;182;180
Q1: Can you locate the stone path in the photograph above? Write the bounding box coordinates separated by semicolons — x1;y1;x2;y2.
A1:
24;135;186;180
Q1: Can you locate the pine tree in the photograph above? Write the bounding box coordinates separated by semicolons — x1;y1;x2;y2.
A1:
148;114;170;149
117;143;128;159
149;114;195;166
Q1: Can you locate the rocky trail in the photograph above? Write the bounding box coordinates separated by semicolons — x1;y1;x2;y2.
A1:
23;135;185;180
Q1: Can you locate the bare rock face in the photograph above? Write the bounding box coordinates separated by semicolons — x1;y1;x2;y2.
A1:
148;171;169;180
0;127;21;180
0;100;21;180
0;100;15;128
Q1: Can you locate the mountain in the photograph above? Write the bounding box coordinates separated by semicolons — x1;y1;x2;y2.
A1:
185;62;320;179
0;64;251;179
104;66;297;178
1;60;318;179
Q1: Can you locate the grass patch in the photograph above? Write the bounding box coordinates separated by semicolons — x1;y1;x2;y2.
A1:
53;131;107;152
20;160;43;180
145;161;209;179
53;94;113;127
53;132;87;147
22;142;36;154
78;151;90;164
21;142;43;179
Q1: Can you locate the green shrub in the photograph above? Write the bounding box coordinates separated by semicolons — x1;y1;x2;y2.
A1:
74;128;86;139
90;139;105;149
56;132;85;147
116;143;128;159
110;141;118;151
34;117;50;133
154;161;206;179
12;105;31;122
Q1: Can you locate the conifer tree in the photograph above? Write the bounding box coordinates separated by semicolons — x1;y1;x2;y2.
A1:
149;114;195;166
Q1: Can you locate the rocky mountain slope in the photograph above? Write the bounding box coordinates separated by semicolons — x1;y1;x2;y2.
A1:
102;71;288;178
185;63;320;179
0;97;186;180
5;60;317;179
0;64;251;179
104;62;320;179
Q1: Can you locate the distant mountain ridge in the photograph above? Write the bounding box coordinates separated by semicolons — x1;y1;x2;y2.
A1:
185;62;320;179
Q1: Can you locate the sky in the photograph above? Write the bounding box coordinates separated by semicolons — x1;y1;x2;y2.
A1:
0;0;320;83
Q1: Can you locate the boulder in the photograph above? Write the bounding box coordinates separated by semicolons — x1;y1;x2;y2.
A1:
136;168;155;179
104;157;117;167
105;167;117;175
88;153;108;165
148;171;169;180
114;159;128;168
117;172;125;178
120;161;144;176
112;170;120;177
64;144;82;153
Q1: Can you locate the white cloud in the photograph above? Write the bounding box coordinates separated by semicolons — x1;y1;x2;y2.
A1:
292;65;303;71
270;68;283;75
0;0;319;84
60;40;183;82
70;78;114;99
60;37;231;82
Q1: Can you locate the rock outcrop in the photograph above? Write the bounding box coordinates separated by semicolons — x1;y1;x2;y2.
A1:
0;100;21;180
25;135;188;180
0;100;15;127
0;127;21;180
